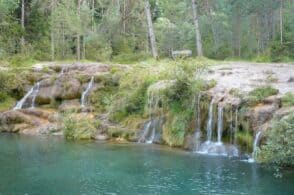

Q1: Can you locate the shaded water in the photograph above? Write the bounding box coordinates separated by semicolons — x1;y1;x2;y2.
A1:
0;134;293;195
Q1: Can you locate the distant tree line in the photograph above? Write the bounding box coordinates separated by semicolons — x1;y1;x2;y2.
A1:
0;0;293;62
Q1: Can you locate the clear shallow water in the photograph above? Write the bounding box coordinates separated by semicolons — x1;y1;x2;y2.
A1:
0;134;293;195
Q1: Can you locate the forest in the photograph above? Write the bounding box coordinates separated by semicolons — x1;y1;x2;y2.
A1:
0;0;294;65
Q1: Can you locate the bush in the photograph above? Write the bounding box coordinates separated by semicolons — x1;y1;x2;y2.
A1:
246;86;279;106
9;54;36;68
282;92;294;107
259;113;294;169
163;113;188;147
62;113;99;140
107;127;135;140
85;34;112;62
112;53;150;64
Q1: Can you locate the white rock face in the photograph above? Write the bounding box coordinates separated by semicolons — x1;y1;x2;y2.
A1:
205;62;294;94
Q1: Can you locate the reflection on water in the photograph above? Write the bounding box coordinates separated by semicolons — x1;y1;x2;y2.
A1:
0;134;293;195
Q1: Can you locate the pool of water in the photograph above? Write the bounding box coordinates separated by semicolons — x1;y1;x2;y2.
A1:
0;134;293;195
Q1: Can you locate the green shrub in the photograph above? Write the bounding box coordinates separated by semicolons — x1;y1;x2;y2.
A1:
0;96;15;112
282;92;294;107
85;34;112;62
62;113;98;140
259;113;294;169
246;86;279;106
112;53;150;64
163;114;188;147
107;127;135;140
9;54;36;68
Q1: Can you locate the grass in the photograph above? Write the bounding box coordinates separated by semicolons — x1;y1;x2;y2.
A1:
246;86;279;106
0;97;16;112
62;113;99;140
282;92;294;107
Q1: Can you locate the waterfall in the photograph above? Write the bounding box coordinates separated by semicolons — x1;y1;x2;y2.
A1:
14;82;40;110
59;66;67;76
248;131;262;162
217;105;223;144
138;121;152;143
206;98;214;142
81;76;94;107
147;124;156;144
138;88;160;144
138;81;172;144
229;109;233;144
193;93;202;150
196;93;202;132
31;82;40;109
234;108;238;145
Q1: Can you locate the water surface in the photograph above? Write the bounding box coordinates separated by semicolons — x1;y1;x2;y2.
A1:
0;134;293;195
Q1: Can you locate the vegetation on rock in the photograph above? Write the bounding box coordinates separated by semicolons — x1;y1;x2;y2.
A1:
259;112;294;171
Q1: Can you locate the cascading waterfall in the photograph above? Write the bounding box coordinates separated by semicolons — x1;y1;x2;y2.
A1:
138;121;152;143
217;105;224;144
193;93;202;150
229;109;233;144
206;98;215;142
138;81;173;144
60;67;65;75
139;89;161;144
234;108;238;145
197;98;239;157
196;93;202;132
14;82;40;110
248;131;262;163
81;76;94;107
31;82;40;109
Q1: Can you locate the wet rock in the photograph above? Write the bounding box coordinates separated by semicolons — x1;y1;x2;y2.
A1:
288;77;294;82
94;134;110;141
263;95;282;108
0;111;35;132
250;104;278;130
274;106;294;120
36;77;82;105
58;99;81;112
19;108;51;119
183;132;201;151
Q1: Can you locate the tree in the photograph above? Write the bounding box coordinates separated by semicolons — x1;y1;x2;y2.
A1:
191;0;203;56
280;0;283;44
77;0;81;61
145;0;158;59
20;0;25;51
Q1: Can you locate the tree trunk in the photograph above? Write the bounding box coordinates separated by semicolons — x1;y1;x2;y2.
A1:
92;0;95;31
191;0;203;57
280;0;283;45
144;0;158;59
82;36;86;59
123;0;126;34
50;0;55;61
20;0;25;52
233;5;241;57
205;0;218;50
77;0;81;61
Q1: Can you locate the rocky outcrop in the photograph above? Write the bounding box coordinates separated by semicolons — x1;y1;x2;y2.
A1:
0;109;60;135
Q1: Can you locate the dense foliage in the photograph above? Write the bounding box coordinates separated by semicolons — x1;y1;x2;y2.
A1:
259;113;294;169
62;112;100;140
0;0;293;65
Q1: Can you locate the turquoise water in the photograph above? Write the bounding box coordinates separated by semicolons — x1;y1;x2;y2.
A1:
0;134;293;195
